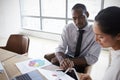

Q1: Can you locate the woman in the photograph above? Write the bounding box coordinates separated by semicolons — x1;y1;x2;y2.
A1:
80;6;120;80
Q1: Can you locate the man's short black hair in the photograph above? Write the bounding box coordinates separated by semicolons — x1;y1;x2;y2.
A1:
95;6;120;37
72;3;87;12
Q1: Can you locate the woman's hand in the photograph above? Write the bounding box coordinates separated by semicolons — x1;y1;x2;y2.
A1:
80;74;92;80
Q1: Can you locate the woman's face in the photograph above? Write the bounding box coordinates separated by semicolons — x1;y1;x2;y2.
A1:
93;21;118;49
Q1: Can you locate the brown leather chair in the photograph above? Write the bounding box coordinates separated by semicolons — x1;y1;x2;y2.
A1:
0;34;30;55
44;53;92;74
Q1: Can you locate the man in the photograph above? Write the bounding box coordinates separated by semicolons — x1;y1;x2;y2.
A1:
44;3;101;73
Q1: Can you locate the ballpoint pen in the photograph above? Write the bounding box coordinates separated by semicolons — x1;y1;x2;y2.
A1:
64;68;70;74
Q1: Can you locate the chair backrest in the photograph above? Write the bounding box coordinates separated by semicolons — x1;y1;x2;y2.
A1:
5;34;30;55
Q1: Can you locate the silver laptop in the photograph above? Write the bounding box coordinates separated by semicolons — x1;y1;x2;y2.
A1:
12;70;46;80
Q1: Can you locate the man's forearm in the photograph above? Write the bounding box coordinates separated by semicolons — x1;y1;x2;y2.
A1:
55;52;66;62
70;57;88;67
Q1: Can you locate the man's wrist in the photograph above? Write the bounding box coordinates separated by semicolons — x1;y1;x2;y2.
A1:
55;52;66;62
58;56;65;62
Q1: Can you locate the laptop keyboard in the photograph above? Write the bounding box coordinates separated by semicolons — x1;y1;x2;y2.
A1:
15;73;32;80
12;70;44;80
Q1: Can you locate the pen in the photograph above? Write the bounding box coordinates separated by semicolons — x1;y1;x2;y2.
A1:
64;68;70;73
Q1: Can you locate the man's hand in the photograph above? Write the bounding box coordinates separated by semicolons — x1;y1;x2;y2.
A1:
59;58;74;70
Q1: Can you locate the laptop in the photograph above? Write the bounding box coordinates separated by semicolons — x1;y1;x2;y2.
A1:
12;70;47;80
12;69;76;80
0;61;4;73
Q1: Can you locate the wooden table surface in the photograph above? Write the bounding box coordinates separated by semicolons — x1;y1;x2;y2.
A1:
0;48;81;80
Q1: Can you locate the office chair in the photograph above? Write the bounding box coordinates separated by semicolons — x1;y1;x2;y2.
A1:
44;53;92;74
0;34;30;55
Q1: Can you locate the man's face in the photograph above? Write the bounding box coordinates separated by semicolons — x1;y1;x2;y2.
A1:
72;9;88;29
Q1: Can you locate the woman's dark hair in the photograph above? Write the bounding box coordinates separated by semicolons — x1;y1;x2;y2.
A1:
72;3;87;13
95;6;120;37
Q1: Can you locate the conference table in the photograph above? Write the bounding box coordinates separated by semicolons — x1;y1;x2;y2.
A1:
0;48;81;80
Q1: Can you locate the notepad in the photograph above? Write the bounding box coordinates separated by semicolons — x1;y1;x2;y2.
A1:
0;61;4;73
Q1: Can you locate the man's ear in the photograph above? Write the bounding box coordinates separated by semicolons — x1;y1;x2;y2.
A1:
85;11;89;18
116;33;120;40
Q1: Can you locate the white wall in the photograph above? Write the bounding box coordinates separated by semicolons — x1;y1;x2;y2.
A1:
104;0;120;8
0;0;21;38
